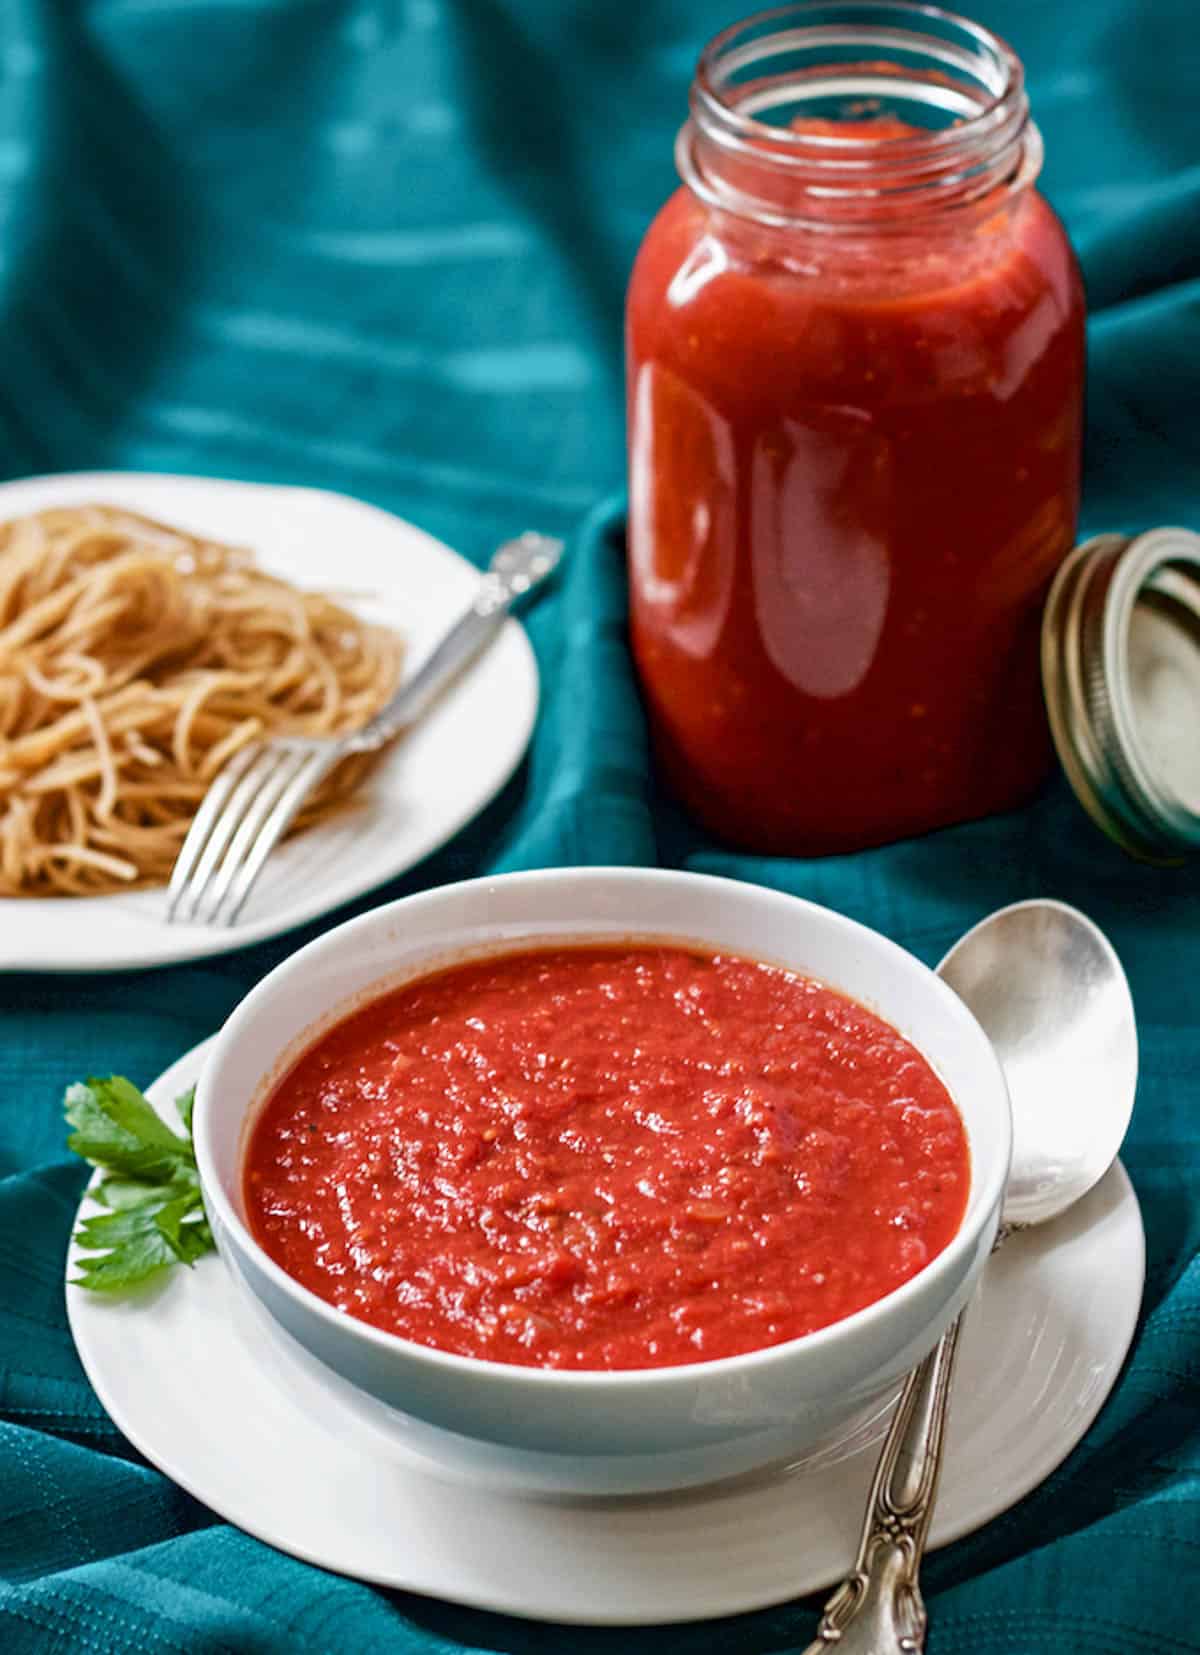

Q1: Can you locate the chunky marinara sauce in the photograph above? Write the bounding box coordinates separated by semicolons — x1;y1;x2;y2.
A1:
244;946;969;1371
626;136;1085;855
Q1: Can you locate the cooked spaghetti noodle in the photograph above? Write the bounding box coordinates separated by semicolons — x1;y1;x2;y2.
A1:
0;504;404;896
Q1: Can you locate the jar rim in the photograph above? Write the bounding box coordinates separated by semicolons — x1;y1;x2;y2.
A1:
681;0;1038;230
694;1;1023;154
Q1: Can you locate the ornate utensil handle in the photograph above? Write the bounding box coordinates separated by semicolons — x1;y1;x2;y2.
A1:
804;1313;964;1653
349;531;564;752
805;1225;1015;1654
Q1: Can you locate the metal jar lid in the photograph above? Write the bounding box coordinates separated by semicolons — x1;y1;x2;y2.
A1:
1042;526;1200;863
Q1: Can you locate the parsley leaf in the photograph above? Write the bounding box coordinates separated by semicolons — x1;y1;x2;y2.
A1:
65;1076;215;1293
176;1086;196;1134
65;1077;191;1180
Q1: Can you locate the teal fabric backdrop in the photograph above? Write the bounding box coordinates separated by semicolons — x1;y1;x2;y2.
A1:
1;0;1198;1649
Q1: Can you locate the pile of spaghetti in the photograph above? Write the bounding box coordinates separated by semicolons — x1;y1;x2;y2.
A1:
0;504;404;896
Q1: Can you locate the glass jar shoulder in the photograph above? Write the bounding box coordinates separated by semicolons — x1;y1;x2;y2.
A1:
627;187;1083;407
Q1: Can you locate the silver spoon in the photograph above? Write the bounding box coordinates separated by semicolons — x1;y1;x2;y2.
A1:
804;898;1138;1655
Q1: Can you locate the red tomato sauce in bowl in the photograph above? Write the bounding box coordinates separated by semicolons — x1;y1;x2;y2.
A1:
244;945;969;1371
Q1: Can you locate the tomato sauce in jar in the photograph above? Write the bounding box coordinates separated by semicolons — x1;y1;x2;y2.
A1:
626;6;1085;854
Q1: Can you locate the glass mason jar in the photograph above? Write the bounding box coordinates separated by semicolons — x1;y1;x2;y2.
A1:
626;2;1085;855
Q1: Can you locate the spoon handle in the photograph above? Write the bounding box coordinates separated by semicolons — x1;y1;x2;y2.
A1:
804;1221;1019;1655
802;1311;964;1653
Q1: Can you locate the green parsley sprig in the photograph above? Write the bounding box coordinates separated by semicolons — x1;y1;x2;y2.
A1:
65;1076;215;1292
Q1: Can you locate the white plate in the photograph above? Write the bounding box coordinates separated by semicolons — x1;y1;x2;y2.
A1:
0;472;540;972
66;1039;1145;1627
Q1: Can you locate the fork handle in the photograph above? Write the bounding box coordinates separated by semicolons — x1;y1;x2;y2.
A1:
349;531;563;752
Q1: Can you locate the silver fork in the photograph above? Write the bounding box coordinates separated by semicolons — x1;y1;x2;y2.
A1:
166;531;564;928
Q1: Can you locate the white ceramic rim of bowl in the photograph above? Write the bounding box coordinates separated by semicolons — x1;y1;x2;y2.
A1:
193;866;1012;1390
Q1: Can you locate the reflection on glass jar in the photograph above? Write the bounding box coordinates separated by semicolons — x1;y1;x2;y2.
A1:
626;2;1086;855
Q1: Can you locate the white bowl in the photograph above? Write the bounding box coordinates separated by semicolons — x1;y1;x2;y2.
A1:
194;868;1011;1496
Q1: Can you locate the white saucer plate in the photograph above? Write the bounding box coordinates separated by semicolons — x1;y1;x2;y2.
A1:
66;1040;1146;1626
0;472;540;972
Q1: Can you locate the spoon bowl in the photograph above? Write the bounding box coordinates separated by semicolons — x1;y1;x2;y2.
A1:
938;898;1138;1227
